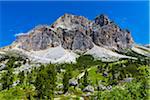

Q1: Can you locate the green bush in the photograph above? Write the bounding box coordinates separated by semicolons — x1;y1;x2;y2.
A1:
95;80;148;100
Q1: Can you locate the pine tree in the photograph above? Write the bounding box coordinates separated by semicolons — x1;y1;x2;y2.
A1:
63;64;72;93
63;72;70;93
83;70;88;87
46;64;57;99
34;70;44;99
1;65;14;90
34;64;57;99
18;71;25;84
27;71;33;85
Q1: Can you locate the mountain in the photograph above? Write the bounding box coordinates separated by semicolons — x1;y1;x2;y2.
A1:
13;14;133;51
0;13;149;63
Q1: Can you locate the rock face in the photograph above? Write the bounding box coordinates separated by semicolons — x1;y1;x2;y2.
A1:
94;14;111;26
93;14;133;50
16;26;60;51
14;13;134;52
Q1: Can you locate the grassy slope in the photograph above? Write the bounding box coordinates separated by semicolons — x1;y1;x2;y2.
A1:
88;66;102;85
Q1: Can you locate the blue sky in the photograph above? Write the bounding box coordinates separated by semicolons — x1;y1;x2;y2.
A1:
0;1;149;47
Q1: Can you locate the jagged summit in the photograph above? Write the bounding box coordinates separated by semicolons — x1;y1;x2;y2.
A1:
51;13;91;31
12;13;133;52
94;14;111;26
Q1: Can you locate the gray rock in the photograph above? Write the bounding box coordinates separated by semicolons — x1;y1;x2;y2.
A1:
0;63;6;70
123;78;133;82
106;85;112;90
14;14;134;52
16;25;60;51
103;72;108;77
85;92;91;97
69;79;78;86
94;14;110;27
0;55;2;59
93;20;133;51
55;91;63;95
98;84;107;90
72;31;93;51
83;85;94;93
12;80;20;87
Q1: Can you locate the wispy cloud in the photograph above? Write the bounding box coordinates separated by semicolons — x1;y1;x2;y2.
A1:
14;32;28;37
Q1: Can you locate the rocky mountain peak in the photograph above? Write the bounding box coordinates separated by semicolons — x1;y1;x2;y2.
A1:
94;14;111;26
51;13;92;31
14;13;134;52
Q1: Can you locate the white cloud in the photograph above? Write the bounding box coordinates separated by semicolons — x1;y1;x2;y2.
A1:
14;32;28;37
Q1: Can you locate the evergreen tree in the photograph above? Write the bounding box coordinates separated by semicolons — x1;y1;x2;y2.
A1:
63;72;70;93
34;64;57;99
34;70;44;99
83;70;88;87
18;71;25;84
27;71;33;85
1;66;14;90
45;64;57;99
63;64;72;93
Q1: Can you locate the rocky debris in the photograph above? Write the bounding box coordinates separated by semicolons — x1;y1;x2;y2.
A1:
13;13;134;52
85;45;136;62
144;44;150;48
98;84;112;90
14;63;32;73
131;45;150;57
83;85;94;93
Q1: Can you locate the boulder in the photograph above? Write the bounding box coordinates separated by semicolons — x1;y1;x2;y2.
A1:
83;85;94;93
0;63;6;70
69;79;78;86
98;84;107;90
103;72;108;77
106;85;112;90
